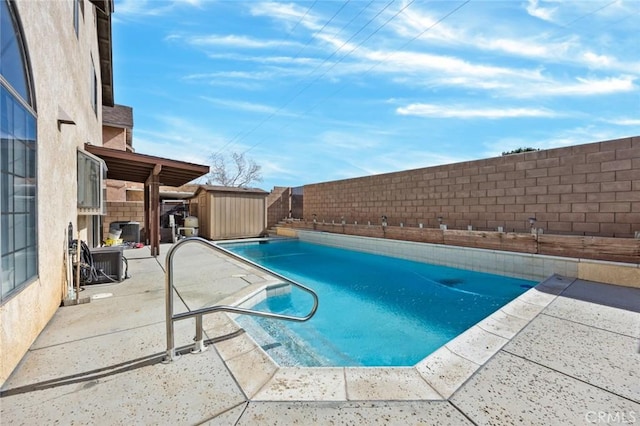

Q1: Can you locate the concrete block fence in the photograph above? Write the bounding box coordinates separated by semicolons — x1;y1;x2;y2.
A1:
103;201;144;240
303;137;640;238
276;220;640;264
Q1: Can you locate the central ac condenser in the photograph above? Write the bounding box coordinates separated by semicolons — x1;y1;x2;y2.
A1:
90;246;125;283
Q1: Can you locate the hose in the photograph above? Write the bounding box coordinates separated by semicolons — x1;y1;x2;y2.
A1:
72;240;128;285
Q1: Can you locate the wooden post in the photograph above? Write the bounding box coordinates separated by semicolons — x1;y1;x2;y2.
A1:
146;165;162;256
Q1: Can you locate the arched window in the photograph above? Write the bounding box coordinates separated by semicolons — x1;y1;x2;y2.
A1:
1;0;38;301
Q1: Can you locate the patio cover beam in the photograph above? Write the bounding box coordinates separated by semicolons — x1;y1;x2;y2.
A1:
85;144;209;256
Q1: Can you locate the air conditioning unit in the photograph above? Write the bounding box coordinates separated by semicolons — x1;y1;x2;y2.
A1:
110;221;140;243
90;246;124;283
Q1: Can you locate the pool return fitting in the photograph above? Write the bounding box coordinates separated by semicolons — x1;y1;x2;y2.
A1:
163;237;319;363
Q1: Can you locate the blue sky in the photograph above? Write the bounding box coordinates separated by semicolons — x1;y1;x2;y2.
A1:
111;0;640;190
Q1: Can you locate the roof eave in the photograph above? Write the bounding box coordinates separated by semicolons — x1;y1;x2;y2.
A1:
92;0;114;107
85;144;210;187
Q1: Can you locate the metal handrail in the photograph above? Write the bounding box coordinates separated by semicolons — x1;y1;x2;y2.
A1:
164;237;319;362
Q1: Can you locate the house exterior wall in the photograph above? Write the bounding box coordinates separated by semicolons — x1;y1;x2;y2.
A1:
104;181;146;203
102;125;126;150
103;124;127;202
1;1;105;385
127;189;144;201
304;137;640;238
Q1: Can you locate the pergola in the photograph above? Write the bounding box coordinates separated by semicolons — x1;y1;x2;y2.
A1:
85;144;209;256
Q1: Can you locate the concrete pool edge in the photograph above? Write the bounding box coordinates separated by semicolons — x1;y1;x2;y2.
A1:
210;271;572;402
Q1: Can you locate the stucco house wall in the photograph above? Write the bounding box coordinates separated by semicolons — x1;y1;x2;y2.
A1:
102;104;132;152
103;104;133;203
1;1;105;385
102;125;126;150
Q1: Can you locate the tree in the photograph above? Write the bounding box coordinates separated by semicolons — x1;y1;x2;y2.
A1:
502;147;540;156
207;151;263;187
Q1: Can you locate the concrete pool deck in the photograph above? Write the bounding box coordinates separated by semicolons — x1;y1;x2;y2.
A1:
1;242;638;425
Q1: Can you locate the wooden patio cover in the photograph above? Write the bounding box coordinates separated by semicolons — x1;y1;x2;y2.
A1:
85;144;209;256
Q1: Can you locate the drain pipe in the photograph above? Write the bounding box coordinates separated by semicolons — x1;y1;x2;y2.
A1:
75;232;81;305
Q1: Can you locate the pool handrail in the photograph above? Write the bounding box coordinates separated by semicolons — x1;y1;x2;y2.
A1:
164;236;319;362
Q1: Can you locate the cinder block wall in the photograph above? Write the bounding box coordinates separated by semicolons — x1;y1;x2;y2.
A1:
103;201;145;240
304;137;639;237
292;193;303;218
267;186;291;228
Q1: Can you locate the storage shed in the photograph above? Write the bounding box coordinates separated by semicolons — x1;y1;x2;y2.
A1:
192;185;268;240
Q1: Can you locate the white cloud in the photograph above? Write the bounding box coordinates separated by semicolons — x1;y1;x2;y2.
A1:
131;115;231;163
185;70;271;81
602;117;640;126
537;127;624;149
519;75;637;97
132;133;210;166
199;96;299;118
249;2;324;31
396;104;559;119
250;2;306;21
200;97;278;114
114;0;203;18
481;36;574;61
484;125;627;157
185;34;295;49
182;62;321;89
164;0;638;102
387;3;459;42
347;149;472;178
582;51;614;68
389;1;639;74
366;49;544;82
526;0;558;22
579;52;640;74
203;53;319;66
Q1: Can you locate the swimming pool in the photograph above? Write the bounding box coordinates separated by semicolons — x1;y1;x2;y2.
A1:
225;239;535;367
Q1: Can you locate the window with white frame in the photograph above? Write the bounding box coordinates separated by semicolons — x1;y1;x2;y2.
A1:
77;150;106;215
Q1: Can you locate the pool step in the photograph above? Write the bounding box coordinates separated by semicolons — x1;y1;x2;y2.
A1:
237;314;329;367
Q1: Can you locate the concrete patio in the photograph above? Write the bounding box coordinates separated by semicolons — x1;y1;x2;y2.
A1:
1;241;638;425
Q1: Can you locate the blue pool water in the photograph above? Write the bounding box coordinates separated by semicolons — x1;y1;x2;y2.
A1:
225;239;534;367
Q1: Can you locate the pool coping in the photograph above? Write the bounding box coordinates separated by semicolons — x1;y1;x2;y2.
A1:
207;244;573;401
